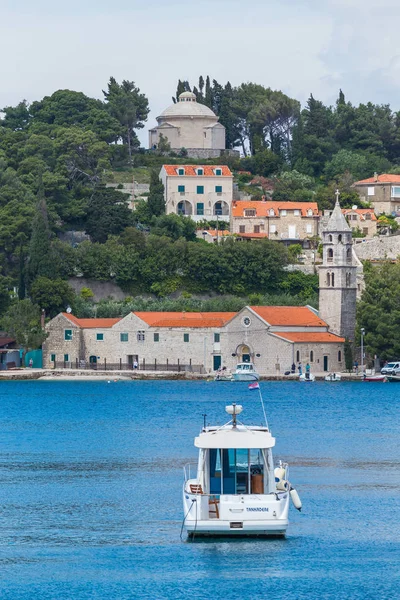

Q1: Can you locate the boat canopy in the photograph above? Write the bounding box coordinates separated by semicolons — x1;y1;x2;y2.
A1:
195;427;275;449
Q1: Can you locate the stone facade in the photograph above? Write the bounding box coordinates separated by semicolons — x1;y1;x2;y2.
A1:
319;199;357;341
160;164;233;223
149;92;226;152
353;173;400;215
231;200;319;242
43;307;345;375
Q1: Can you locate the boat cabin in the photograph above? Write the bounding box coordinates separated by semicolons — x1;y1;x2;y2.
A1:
235;362;257;374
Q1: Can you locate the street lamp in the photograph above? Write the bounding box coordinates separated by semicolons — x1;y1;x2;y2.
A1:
361;328;365;375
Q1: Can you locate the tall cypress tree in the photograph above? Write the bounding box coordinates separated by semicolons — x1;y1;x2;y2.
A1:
147;170;165;217
27;178;58;285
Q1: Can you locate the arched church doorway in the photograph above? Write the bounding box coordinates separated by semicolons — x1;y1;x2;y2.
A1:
237;344;252;362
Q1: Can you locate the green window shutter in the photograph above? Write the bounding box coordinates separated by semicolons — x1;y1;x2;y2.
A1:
154;333;159;342
178;168;185;175
214;333;220;343
64;354;69;362
51;354;56;362
120;333;128;342
96;333;104;341
197;169;204;175
215;186;222;193
64;329;72;341
196;203;204;215
197;186;204;194
215;169;222;175
178;185;185;193
184;333;189;342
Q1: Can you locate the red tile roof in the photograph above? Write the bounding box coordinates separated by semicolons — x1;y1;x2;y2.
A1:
250;306;326;327
163;165;232;177
232;200;318;218
134;311;236;328
342;208;377;221
197;229;231;237
354;174;400;184
0;337;15;347
273;332;345;343
237;232;269;239
62;313;121;328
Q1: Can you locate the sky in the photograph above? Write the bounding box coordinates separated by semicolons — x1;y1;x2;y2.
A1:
2;0;400;146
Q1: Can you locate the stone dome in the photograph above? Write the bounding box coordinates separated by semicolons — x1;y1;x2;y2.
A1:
158;92;217;119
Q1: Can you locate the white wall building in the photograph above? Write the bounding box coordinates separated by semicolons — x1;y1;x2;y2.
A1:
149;92;226;158
160;164;233;223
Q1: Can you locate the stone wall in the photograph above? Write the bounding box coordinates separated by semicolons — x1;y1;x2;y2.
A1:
353;236;400;261
185;148;239;159
68;277;129;302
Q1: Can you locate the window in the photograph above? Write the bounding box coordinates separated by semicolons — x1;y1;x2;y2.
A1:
306;223;312;233
338;350;342;362
120;333;128;342
327;273;331;286
214;333;220;343
296;350;300;362
351;214;357;221
154;333;159;342
215;185;222;193
254;225;260;233
368;186;375;196
51;354;56;362
64;329;72;341
215;169;222;176
214;202;222;215
196;202;204;215
197;168;204;176
331;273;335;287
178;185;185;193
244;209;256;217
184;333;189;342
363;227;368;235
294;209;300;216
327;248;333;261
270;224;276;233
269;209;275;216
280;210;287;216
365;213;371;220
137;330;145;342
64;354;69;362
328;234;333;242
310;351;314;362
96;333;104;341
338;234;342;242
178;168;185;175
307;209;313;216
347;248;351;261
197;185;204;194
239;225;245;233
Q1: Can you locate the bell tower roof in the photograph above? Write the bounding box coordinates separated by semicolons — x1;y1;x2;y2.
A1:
325;190;351;233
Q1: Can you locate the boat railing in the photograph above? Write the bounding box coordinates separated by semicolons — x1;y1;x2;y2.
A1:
183;462;197;483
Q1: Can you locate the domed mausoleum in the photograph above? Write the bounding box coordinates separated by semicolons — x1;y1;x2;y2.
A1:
149;92;226;158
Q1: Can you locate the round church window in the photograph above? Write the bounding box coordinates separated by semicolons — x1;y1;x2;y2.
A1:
242;317;251;327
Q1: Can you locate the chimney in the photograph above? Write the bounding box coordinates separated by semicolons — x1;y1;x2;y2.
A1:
374;172;378;182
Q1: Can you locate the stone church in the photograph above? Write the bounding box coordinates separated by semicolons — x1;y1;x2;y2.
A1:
148;91;226;158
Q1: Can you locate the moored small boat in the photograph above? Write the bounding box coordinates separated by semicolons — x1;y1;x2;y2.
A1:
214;368;234;382
299;372;315;382
385;375;400;383
233;362;260;381
363;374;386;382
325;373;341;382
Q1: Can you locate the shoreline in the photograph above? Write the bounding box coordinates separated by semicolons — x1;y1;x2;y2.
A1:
0;369;366;382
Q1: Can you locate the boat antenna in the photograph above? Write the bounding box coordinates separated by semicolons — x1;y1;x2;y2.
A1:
255;385;268;429
202;413;207;430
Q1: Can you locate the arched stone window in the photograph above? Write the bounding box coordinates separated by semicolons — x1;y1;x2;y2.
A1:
331;273;335;287
327;272;331;287
310;350;314;362
296;350;300;362
328;234;333;242
327;248;333;262
338;234;342;242
347;247;351;261
338;350;342;362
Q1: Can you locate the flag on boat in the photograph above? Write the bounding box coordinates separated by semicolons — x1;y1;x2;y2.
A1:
248;382;260;390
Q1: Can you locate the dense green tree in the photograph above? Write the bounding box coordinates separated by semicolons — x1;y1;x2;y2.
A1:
1;299;46;357
30;276;76;317
85;187;133;243
27;183;59;284
147;170;165;217
103;77;149;158
344;338;353;371
1;100;31;130
151;214;197;241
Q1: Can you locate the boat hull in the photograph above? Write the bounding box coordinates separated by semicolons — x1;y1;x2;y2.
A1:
185;519;288;537
386;375;400;382
233;373;259;381
364;375;386;382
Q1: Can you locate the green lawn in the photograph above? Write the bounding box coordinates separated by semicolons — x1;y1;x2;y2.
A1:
109;167;151;184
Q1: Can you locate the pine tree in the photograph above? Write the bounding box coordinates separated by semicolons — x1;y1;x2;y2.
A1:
147;170;165;217
205;76;213;109
27;178;58;285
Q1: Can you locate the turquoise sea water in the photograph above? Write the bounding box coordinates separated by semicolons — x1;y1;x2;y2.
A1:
0;380;399;599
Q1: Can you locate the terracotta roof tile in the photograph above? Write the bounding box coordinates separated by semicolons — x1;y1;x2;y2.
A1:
250;306;326;327
238;232;269;238
273;332;345;343
134;311;236;328
232;200;319;218
354;174;400;184
62;313;121;328
342;208;377;221
163;165;232;177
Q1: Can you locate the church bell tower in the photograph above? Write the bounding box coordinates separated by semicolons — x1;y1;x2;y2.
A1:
319;191;357;341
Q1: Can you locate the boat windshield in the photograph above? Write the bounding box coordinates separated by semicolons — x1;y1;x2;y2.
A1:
209;448;267;495
237;364;253;371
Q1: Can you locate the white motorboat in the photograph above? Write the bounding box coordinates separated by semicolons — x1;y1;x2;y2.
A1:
182;403;301;537
214;368;234;382
325;373;341;382
233;362;260;381
299;372;315;382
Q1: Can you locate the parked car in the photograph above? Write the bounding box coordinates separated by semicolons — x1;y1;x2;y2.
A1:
381;362;400;375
